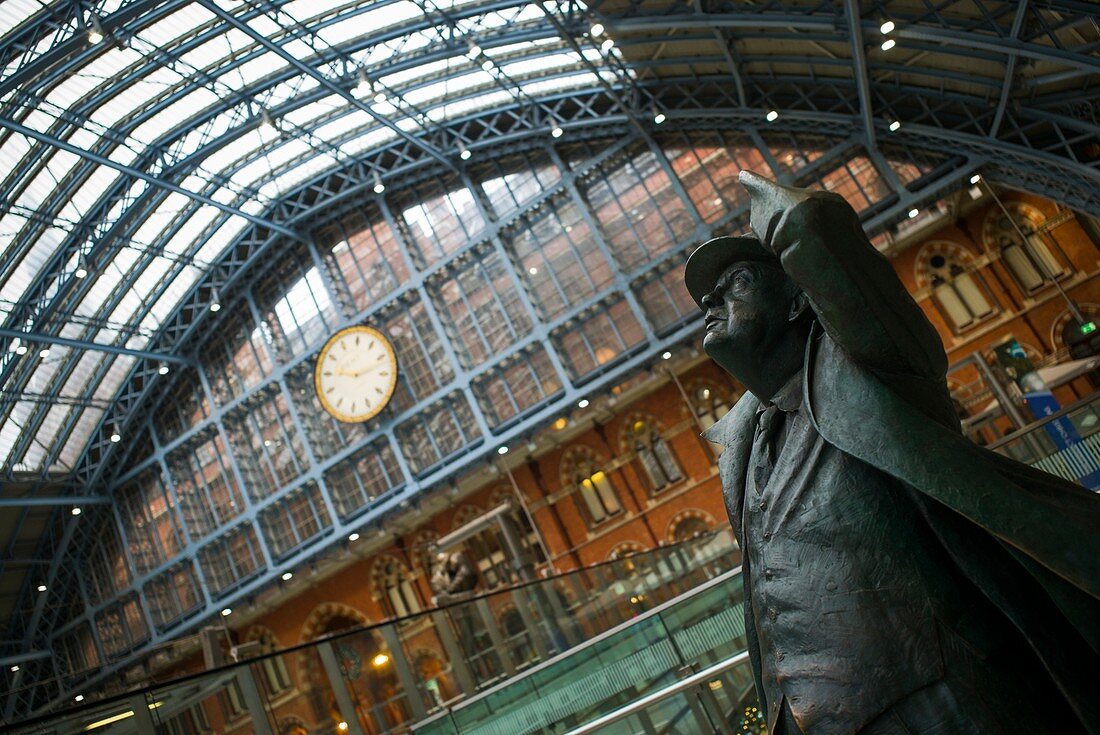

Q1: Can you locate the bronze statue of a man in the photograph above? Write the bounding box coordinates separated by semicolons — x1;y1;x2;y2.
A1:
686;171;1099;734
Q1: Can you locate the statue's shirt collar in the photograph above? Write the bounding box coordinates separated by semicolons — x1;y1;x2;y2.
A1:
763;371;802;414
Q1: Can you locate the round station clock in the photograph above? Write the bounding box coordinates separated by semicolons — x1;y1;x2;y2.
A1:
314;326;398;423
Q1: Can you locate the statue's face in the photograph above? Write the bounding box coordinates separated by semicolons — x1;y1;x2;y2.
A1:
701;260;796;366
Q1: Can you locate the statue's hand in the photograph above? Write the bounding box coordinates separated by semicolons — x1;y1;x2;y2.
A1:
739;170;813;252
739;170;845;255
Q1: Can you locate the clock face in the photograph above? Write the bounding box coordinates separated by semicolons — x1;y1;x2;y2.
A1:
314;326;398;423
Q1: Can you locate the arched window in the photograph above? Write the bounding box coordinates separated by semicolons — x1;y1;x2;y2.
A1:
562;447;622;526
671;516;710;543
689;381;734;430
622;414;683;493
608;541;645;561
985;204;1067;294
374;557;422;618
918;244;996;333
246;627;292;697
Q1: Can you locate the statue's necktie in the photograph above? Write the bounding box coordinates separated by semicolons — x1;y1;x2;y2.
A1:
753;404;782;492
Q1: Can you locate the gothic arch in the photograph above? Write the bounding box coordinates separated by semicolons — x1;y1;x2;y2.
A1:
409;529;440;574
913;240;982;289
558;444;610;487
1051;304;1100;351
298;602;370;644
488;484;514;508
980;200;1047;252
244;624;282;647
451;503;484;530
616;411;668;454
278;715;309;735
369;554;416;599
296;602;372;723
666;509;716;543
607;540;646;560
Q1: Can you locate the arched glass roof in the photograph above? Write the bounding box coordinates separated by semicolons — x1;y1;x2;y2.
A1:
1;0;1097;481
0;0;1097;715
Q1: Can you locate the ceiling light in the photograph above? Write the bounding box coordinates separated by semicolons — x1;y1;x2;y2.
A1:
480;58;494;71
74;254;88;279
551;124;564;138
652;109;666;125
87;18;104;44
74;694;84;702
662;351;672;360
888;120;901;131
337;723;349;733
9;665;17;672
348;532;360;542
221;608;232;616
281;571;293;581
371;653;390;668
37;585;46;592
577;398;590;408
354;69;373;97
880;20;895;34
765;110;779;122
209;288;221;312
15;344;27;355
528;266;538;275
458;142;471;160
880;38;896;51
600;38;615;53
497;446;508;455
970;174;981;184
590;22;604;37
373;89;387;104
908;208;919;218
71;507;82;516
373;172;385;194
39;347;50;358
158;364;170;375
467;42;481;58
109;428;121;443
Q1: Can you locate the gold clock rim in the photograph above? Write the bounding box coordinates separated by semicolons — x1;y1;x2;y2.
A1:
314;325;398;423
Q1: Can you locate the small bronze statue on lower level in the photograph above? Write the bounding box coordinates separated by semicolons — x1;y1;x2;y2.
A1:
429;549;478;604
686;171;1100;735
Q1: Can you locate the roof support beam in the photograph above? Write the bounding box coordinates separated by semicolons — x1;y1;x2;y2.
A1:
990;0;1030;139
0;117;306;243
195;0;458;174
0;328;194;365
0;651;50;667
844;0;876;150
0;497;110;507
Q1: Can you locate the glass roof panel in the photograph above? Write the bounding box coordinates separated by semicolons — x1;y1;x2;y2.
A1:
22;401;74;472
92;355;134;403
60;351;106;403
57;407;105;469
43;46;145;110
0;223;64;308
138;264;201;335
136;4;216;48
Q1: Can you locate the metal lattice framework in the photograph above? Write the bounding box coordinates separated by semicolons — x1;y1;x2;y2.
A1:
0;0;1097;719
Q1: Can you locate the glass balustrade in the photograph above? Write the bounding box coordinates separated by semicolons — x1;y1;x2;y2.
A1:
413;569;748;735
7;529;742;735
989;394;1100;490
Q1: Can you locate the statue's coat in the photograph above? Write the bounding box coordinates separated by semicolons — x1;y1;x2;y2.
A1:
702;193;1100;732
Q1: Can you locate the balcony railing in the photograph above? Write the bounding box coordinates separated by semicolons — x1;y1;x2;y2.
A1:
6;529;742;735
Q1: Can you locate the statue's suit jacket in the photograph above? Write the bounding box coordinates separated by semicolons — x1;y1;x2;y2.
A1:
702;195;1100;732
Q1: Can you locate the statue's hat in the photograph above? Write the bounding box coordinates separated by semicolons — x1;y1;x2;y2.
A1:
684;235;775;310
